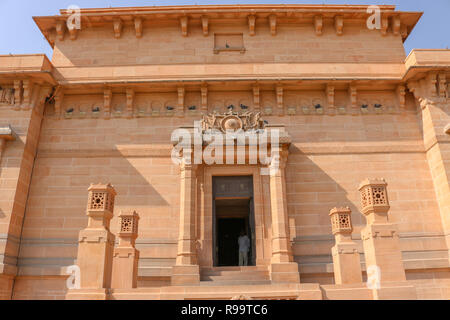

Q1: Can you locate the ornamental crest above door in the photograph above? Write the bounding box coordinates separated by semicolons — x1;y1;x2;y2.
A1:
201;110;266;133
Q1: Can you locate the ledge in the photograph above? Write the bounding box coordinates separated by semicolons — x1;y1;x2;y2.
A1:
404;49;450;81
0;125;16;141
0;54;56;85
52;62;407;85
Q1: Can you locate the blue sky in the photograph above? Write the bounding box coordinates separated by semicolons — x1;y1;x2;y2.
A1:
0;0;448;58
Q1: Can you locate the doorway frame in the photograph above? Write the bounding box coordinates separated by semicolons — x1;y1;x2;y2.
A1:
213;177;255;267
203;165;266;268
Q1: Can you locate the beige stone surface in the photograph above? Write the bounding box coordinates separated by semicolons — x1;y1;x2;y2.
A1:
0;3;449;300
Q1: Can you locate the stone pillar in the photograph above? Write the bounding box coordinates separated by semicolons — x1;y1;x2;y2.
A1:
268;148;300;283
409;77;450;262
66;183;116;300
359;179;406;283
329;207;362;285
111;211;140;289
171;160;200;286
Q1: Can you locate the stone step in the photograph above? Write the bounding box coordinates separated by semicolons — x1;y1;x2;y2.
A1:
201;270;269;276
200;273;270;281
201;266;268;273
200;280;272;286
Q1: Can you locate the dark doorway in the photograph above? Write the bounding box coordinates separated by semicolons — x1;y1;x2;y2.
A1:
213;176;256;267
217;218;246;266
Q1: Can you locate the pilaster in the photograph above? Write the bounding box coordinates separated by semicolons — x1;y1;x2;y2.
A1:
408;75;450;262
171;158;200;286
0;86;51;300
268;147;300;283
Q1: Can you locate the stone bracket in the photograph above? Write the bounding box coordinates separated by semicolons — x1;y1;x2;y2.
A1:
180;16;188;37
201;16;209;36
134;17;143;38
248;15;256;36
113;18;123;39
314;15;323;36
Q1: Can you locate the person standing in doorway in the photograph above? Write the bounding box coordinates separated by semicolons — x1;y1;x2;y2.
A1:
238;230;250;266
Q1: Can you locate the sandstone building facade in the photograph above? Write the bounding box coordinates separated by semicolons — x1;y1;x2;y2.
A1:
0;4;449;300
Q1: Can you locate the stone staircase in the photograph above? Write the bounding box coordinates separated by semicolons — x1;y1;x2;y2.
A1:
200;266;271;286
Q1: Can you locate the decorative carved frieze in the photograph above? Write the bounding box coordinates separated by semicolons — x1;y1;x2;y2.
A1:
314;15;323;36
201;16;209;36
248;15;256;36
134;17;143;38
201;110;265;133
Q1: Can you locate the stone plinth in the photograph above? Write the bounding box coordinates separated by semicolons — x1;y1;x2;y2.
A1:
359;179;407;283
66;183;116;299
111;210;140;289
329;207;362;285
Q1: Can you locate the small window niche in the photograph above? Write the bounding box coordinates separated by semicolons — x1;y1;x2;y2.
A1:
214;33;245;54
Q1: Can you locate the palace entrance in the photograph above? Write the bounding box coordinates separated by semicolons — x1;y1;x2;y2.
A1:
213;176;256;267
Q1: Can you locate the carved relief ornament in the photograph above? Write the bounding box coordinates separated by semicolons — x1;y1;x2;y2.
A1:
201;110;265;133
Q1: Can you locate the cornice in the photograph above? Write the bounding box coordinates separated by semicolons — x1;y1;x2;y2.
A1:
33;4;422;48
